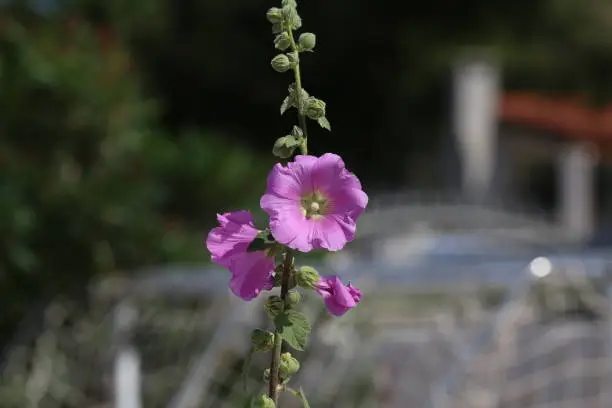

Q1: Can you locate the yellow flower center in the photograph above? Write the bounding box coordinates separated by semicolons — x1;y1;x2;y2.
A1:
301;191;329;219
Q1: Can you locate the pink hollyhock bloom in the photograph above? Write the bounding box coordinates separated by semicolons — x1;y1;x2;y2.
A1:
260;153;368;252
206;211;275;301
316;275;362;316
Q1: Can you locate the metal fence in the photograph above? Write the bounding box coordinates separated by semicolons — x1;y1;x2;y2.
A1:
2;254;612;408
2;200;612;408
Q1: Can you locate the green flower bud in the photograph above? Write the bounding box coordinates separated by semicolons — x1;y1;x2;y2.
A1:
281;5;302;30
273;268;283;287
281;0;297;6
263;368;271;383
287;290;301;306
271;54;292;73
266;7;283;24
291;125;303;138
298;32;316;51
274;32;291;51
264;295;284;318
305;97;326;120
271;23;283;34
287;51;299;65
295;265;320;289
273;135;300;159
251;329;275;352
252;394;276;408
279;352;300;378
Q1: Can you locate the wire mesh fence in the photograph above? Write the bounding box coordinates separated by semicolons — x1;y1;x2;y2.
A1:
2;255;612;408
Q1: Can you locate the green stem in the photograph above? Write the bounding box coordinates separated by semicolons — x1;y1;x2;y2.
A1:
268;249;294;404
287;29;308;155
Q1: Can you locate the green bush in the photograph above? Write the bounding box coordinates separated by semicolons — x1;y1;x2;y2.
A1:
0;14;269;343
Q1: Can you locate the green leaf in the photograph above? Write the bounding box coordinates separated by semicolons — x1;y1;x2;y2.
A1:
247;230;276;252
298;388;311;408
272;135;301;159
274;309;311;351
290;126;303;138
280;95;292;115
283;387;311;408
317;116;331;131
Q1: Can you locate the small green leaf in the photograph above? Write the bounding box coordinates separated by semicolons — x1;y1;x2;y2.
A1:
274;32;291;51
272;23;283;34
290;126;303;138
247;230;276;252
317;116;331;131
273;135;302;159
298;388;311;408
280;96;293;115
275;309;311;351
282;387;311;408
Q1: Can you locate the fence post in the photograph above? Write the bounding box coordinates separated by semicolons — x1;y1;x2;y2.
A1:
452;49;500;202
113;300;142;408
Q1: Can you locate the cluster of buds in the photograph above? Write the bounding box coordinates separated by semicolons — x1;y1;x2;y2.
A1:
265;0;331;160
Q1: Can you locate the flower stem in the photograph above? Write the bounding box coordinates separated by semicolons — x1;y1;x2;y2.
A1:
268;249;294;404
288;30;308;155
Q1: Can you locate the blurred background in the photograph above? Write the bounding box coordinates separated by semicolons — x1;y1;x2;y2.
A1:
3;0;612;407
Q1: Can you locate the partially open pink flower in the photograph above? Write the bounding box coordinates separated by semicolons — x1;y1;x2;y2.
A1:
316;275;362;316
206;211;275;301
260;153;368;252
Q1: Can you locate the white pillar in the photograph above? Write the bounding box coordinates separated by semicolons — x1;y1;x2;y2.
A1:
558;142;596;241
453;53;501;201
113;301;142;408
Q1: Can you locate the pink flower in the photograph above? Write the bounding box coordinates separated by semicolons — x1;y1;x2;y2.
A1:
205;210;275;301
316;275;362;316
260;153;368;252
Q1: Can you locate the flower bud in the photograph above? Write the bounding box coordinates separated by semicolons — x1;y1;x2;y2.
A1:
274;32;291;51
272;135;300;159
271;54;292;73
281;0;297;6
287;290;301;306
263;368;271;383
264;295;284;318
251;329;275;352
273;268;283;287
252;394;276;408
298;32;316;51
271;23;283;34
291;125;303;138
281;5;302;30
287;51;299;65
304;97;326;120
266;7;283;24
279;352;300;378
295;265;320;289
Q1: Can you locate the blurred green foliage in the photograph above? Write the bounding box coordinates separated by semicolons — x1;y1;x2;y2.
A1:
0;11;270;343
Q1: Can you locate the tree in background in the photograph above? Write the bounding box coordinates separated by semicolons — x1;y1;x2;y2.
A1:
0;8;270;346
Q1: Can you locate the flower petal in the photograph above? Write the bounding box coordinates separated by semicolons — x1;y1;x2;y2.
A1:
228;252;275;301
329;187;368;219
310;153;346;193
205;210;258;267
306;214;356;251
264;163;302;201
316;275;362;316
268;207;313;252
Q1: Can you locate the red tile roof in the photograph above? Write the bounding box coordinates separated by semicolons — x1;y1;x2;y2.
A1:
500;92;612;147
